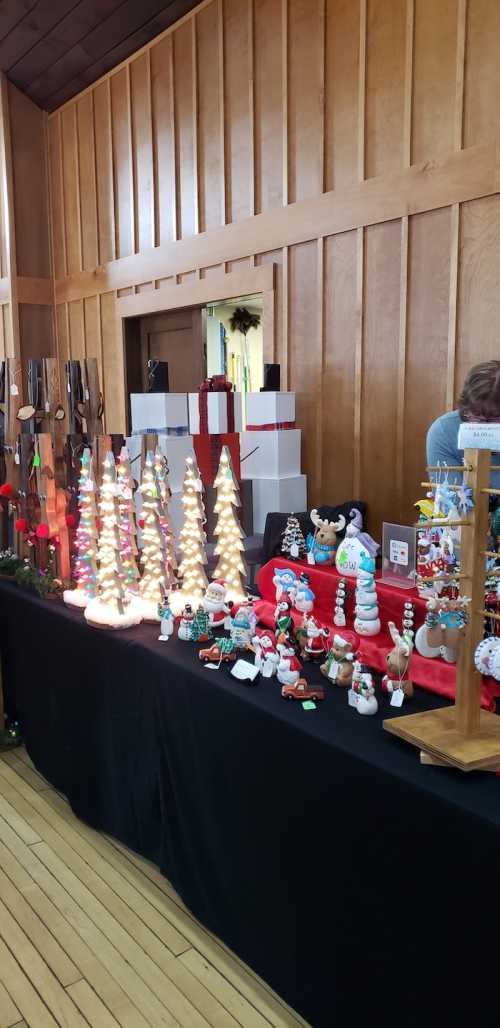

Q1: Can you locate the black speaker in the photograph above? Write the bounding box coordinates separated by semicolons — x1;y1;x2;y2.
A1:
261;363;280;391
148;360;169;393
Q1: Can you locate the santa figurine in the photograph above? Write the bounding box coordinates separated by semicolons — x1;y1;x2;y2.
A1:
252;632;280;677
277;642;303;687
302;615;330;660
203;580;231;630
178;604;195;641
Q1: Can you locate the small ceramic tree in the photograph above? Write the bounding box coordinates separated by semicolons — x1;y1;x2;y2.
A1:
116;446;140;596
177;455;208;608
281;514;306;560
85;452;141;628
212;445;247;603
137;452;168;621
63;447;98;608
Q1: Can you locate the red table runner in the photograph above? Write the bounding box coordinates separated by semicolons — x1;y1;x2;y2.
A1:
255;556;500;711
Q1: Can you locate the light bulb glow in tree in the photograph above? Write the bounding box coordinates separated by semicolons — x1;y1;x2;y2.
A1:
116;446;140;595
153;446;178;590
177;455;208;608
63;447;98;608
85;452;141;629
136;451;168;621
212;446;247;603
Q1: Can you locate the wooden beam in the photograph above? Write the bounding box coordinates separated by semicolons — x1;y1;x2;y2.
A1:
54;142;499;303
116;262;274;318
16;277;54;305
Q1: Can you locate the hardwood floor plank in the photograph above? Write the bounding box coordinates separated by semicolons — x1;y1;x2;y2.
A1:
0;819;154;1028
0;894;89;1028
0;864;81;987
0;934;59;1028
0;746;307;1028
180;948;272;1028
32;842;209;1028
0;979;21;1028
0;797;40;846
0;750;51;792
66;980;122;1028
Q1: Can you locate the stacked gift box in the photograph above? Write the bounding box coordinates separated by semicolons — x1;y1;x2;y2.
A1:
240;392;307;533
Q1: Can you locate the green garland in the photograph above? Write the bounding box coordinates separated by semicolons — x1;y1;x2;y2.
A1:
13;562;62;598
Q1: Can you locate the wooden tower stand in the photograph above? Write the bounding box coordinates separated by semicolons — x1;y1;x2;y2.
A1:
384;448;500;773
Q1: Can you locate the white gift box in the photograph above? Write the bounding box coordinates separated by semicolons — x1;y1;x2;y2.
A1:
125;433;194;493
240;429;301;479
157;434;195;492
188;391;242;435
251;475;307;534
131;393;189;434
246;391;295;428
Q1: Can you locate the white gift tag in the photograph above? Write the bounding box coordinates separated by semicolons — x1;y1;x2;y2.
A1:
231;660;259;681
204;662;219;670
328;659;340;682
290;542;299;558
14;451;20;465
67;380;71;392
307;552;316;565
10;383;18;396
390;688;405;708
84;388;90;400
262;661;274;678
348;689;358;708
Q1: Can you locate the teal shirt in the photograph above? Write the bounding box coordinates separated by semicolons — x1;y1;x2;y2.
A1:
426;410;500;487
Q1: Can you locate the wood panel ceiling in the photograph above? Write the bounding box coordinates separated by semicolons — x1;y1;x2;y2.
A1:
0;0;200;111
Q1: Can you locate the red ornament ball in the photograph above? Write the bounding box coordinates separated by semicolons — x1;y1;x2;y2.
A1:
138;518;145;529
14;518;28;532
65;514;76;528
0;482;13;497
36;523;50;539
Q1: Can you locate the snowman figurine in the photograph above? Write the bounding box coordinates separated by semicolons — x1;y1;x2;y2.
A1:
178;604;195;641
294;573;315;616
277;642;303;687
252;632;280;677
157;598;174;642
350;661;378;715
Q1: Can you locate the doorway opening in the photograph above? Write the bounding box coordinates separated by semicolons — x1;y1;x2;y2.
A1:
124;292;264;431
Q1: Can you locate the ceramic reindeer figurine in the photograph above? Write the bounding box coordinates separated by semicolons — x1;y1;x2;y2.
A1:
307;509;346;566
381;621;414;702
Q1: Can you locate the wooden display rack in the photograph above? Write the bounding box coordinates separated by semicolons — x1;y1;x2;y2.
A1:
384;448;500;772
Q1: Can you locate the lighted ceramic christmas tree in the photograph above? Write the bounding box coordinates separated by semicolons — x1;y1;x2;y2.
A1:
116;446;140;596
137;452;168;621
212;446;247;603
85;452;141;628
177;455;208;608
281;514;306;560
63;447;98;609
153;446;178;590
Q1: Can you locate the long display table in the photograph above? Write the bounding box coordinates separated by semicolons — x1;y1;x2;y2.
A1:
1;580;500;1028
256;556;500;709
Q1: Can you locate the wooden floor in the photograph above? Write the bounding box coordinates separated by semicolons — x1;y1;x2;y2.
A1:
0;747;308;1028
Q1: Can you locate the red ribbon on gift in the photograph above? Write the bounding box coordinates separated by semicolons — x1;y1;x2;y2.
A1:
246;421;296;431
198;375;235;434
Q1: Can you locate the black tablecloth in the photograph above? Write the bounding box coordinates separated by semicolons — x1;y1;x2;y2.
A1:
1;581;500;1028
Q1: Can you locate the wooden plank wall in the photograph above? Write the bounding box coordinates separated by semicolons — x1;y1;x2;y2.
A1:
42;0;500;531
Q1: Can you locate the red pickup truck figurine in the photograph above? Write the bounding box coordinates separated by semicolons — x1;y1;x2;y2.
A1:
281;679;326;702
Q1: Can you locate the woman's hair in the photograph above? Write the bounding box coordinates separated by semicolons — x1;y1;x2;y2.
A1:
458;361;500;422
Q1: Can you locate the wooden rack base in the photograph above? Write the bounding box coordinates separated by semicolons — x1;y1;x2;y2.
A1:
385;706;500;773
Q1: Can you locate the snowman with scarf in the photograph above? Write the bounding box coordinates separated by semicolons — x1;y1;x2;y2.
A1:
277;641;303;686
252;631;280;677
